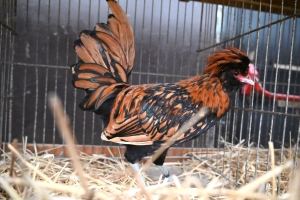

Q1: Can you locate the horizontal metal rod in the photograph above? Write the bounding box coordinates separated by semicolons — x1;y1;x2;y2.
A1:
7;62;300;87
232;107;300;118
8;62;191;78
196;13;300;52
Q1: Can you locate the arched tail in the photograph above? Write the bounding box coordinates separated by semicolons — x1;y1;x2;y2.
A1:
71;0;134;111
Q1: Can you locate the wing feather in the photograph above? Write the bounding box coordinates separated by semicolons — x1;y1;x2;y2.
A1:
102;84;215;146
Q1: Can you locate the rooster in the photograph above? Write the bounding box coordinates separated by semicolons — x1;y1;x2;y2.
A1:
71;0;254;183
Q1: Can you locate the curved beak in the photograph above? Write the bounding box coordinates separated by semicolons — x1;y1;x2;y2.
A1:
237;74;254;85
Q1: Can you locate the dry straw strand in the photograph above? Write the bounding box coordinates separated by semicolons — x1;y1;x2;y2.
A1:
7;143;52;182
269;141;276;197
0;177;23;200
48;93;93;198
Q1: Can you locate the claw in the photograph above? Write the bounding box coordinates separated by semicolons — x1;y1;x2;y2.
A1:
157;165;173;182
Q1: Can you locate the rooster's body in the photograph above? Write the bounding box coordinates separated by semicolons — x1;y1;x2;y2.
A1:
71;0;254;180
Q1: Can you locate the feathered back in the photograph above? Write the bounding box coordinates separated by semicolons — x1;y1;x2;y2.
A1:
204;47;250;76
71;0;134;111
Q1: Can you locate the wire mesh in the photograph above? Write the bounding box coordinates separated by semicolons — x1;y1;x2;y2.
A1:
1;0;300;191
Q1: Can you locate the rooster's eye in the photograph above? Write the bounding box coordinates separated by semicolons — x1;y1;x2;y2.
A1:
233;70;239;76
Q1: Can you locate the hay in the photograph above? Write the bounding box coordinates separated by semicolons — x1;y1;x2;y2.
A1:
0;140;298;200
187;140;299;196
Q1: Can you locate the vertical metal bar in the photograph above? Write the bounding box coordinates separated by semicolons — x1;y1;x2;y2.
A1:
265;0;284;191
91;0;98;154
173;1;181;157
212;3;218;48
291;41;299;118
278;0;297;194
292;25;300;174
254;0;272;181
21;68;27;141
225;3;231;46
137;0;146;84
53;0;62;146
146;0;154;84
261;11;280;145
91;111;95;152
1;0;6;145
88;0;91;28
281;18;292;98
92;0;103;154
216;1;225;172
163;0;171;84
3;0;10;149
203;4;209;69
155;0;163;83
21;0;30;145
97;0;101;28
171;1;180;83
232;0;245;183
72;0;82;139
247;1;261;161
83;0;91;148
190;1;196;152
195;1;204;76
180;2;188;151
42;68;48;146
33;0;41;143
194;1;204;150
295;121;300;171
3;0;8;146
8;0;15;144
99;1;111;151
206;3;217;155
132;0;137;48
236;0;249;185
247;1;269;188
270;0;283;150
222;109;231;172
200;2;207;151
230;1;241;182
63;0;71;147
63;69;68;128
80;0;87;149
0;2;3;147
42;0;51;147
179;2;187;79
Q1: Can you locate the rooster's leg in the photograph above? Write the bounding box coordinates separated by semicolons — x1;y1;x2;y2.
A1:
129;163;146;186
157;165;173;182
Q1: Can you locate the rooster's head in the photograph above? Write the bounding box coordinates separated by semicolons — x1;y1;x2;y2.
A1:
204;46;254;93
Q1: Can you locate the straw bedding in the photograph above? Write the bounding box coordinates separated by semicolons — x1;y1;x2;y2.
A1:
0;140;299;200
